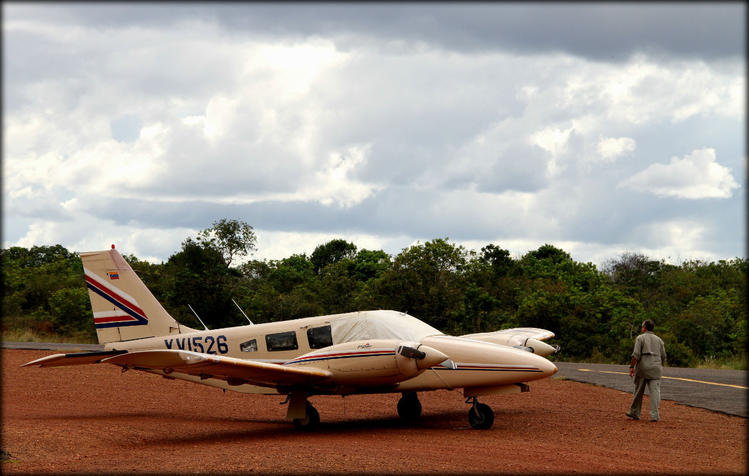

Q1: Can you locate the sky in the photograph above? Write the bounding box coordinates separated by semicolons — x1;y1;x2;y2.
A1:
3;3;746;266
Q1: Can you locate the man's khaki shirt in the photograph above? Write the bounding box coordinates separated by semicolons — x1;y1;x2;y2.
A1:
632;331;667;379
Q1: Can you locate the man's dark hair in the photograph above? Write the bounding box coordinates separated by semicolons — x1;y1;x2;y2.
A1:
643;320;655;331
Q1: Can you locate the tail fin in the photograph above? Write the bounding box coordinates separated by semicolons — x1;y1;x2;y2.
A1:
81;246;195;344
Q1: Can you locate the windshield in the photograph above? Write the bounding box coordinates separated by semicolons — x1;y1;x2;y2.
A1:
330;310;443;343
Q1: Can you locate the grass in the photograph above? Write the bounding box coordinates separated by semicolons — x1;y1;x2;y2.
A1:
695;355;748;371
1;328;97;344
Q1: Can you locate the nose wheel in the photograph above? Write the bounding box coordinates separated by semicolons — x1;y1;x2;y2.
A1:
397;392;422;422
466;397;494;429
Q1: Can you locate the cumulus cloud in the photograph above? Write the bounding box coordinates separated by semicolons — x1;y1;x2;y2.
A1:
619;148;739;199
596;137;636;162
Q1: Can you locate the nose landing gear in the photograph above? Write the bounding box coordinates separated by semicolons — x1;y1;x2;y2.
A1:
466;396;494;429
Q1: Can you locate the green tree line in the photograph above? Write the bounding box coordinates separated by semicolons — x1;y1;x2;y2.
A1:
2;219;746;367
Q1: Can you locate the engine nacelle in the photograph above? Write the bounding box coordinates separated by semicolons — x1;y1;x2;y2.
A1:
287;339;448;386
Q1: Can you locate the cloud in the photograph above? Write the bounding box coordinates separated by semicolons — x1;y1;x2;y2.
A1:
619;148;739;199
596;137;636;162
3;4;744;267
6;4;743;60
110;114;143;143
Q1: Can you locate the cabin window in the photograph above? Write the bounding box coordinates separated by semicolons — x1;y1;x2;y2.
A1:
307;325;333;349
265;331;298;351
240;339;258;352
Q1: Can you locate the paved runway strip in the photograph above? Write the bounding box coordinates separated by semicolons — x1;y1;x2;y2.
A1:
555;362;747;417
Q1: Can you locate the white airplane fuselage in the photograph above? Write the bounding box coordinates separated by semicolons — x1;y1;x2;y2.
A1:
108;310;558;397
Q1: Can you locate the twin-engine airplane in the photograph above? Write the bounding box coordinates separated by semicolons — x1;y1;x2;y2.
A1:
24;246;559;430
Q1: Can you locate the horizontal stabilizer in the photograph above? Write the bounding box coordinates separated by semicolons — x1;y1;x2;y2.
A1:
21;350;128;368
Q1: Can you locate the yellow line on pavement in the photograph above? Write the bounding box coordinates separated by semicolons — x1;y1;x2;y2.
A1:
662;376;747;390
576;368;747;390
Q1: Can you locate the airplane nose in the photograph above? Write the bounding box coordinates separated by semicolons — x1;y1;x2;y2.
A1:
518;348;558;378
538;356;558;377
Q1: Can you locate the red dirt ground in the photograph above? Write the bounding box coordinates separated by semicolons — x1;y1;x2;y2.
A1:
2;349;746;474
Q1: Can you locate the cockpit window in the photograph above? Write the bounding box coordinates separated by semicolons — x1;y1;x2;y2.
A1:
266;331;298;351
307;325;333;349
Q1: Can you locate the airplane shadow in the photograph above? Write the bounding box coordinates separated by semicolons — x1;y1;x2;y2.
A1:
31;406;522;445
32;411;280;425
143;409;517;445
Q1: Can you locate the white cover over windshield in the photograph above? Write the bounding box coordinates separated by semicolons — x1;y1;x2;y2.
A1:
331;310;442;343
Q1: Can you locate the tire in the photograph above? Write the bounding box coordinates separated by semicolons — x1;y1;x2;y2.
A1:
468;403;494;430
397;392;422;421
293;403;320;430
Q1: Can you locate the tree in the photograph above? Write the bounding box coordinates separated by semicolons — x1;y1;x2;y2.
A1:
48;287;92;336
350;249;390;282
310;239;357;274
603;252;661;289
374;238;468;332
162;238;240;329
198;219;257;267
479;244;517;277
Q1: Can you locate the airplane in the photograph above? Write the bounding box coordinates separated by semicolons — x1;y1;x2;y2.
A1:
23;245;560;430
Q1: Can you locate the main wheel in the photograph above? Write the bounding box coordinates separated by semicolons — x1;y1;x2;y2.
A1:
293;402;320;430
468;403;494;430
397;392;422;421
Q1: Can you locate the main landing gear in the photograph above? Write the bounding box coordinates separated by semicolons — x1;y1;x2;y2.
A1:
293;402;320;430
285;394;320;430
466;397;494;430
397;392;422;422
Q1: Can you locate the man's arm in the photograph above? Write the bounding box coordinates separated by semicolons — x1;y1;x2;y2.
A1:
630;334;642;377
660;338;667;367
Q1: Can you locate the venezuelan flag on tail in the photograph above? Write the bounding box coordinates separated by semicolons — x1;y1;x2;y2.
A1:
81;246;195;344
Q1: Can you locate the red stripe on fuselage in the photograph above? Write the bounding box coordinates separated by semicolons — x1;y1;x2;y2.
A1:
289;350;395;363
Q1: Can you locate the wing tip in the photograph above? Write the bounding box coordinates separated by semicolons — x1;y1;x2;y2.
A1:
21;353;66;367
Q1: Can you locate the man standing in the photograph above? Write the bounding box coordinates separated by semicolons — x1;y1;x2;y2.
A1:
627;319;667;421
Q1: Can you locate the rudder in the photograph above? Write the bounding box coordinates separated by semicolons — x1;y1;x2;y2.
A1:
81;246;194;344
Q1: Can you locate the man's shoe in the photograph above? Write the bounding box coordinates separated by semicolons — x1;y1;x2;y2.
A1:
650;418;659;422
626;412;639;420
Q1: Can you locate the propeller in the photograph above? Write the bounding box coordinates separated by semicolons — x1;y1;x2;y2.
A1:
397;344;449;370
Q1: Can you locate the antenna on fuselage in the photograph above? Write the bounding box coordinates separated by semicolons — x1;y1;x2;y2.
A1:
232;298;254;325
187;304;209;331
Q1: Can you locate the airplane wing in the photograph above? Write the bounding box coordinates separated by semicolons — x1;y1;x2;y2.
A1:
21;350;128;367
474;327;555;341
461;327;559;356
23;349;332;388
